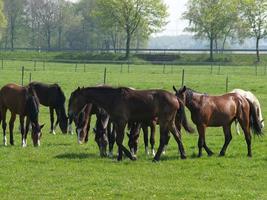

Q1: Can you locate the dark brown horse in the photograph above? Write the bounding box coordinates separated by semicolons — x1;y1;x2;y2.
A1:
0;83;44;147
29;82;68;134
71;103;115;157
68;86;192;161
173;86;263;157
127;120;156;156
127;102;194;156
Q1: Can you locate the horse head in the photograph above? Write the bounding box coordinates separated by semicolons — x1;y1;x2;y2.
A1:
31;123;45;147
173;85;187;103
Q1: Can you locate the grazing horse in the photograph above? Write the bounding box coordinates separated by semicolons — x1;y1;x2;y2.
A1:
68;86;192;162
230;89;264;135
29;82;68;134
0;83;44;147
127;120;156;156
173;86;263;157
71;103;115;157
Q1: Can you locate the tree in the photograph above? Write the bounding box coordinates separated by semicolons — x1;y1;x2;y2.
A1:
96;0;167;59
240;0;267;62
4;0;25;50
183;0;239;61
0;0;6;40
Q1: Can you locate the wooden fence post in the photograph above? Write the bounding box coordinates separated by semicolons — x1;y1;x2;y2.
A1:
21;66;25;86
104;68;107;84
181;69;185;86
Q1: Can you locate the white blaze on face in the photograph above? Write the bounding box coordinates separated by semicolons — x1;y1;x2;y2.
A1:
77;128;83;144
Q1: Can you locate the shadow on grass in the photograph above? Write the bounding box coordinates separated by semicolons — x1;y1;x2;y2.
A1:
54;152;99;160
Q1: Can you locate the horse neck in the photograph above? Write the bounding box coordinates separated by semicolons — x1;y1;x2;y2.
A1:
26;95;39;124
185;91;200;111
81;88;116;113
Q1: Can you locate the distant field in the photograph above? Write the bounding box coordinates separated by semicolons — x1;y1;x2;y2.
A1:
0;60;266;199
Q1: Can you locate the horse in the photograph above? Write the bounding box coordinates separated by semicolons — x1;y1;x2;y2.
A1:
28;81;68;134
173;85;263;157
68;86;193;162
71;103;115;157
0;83;44;147
230;89;264;135
127;120;156;156
127;101;194;156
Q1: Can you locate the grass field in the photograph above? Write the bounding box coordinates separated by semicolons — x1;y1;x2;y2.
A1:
0;60;266;199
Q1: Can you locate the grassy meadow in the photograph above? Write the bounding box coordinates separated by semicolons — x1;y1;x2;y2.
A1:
0;60;266;199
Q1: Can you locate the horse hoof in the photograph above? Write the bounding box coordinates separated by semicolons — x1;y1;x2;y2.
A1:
247;154;252;157
181;155;187;160
208;152;214;157
50;130;56;135
131;155;137;161
219;152;225;157
152;158;159;163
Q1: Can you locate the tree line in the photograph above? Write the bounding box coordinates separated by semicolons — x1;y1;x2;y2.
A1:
0;0;167;58
183;0;267;62
0;0;267;61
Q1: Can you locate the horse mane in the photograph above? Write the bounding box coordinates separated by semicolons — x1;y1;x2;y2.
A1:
55;84;66;106
25;87;39;123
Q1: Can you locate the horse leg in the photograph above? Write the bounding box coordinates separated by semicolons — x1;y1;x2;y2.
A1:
19;116;26;147
115;122;136;161
1;107;7;146
150;122;156;156
196;125;207;157
108;122;116;157
238;115;252;157
219;125;232;156
235;120;241;135
49;107;55;135
9;113;16;145
169;123;186;159
142;124;149;155
153;124;169;162
85;115;91;143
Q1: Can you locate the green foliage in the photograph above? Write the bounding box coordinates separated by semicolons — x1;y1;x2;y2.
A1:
0;61;266;199
0;0;6;38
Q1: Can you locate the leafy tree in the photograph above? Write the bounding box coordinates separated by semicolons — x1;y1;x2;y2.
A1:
0;0;7;41
96;0;167;59
183;0;239;61
239;0;267;62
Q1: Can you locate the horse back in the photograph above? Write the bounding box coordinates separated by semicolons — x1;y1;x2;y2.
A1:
29;82;65;107
0;83;28;115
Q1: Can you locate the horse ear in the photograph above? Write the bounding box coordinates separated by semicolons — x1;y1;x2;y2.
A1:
40;124;45;129
77;87;80;91
173;86;178;93
181;86;186;93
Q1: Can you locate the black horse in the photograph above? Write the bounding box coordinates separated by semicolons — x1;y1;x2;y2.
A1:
29;82;68;134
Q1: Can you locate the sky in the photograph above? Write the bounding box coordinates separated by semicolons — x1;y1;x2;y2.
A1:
67;0;189;36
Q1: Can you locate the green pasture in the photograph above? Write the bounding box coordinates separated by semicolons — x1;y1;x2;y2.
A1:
0;60;266;199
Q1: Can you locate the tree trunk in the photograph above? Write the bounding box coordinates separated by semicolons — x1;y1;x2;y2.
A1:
256;37;260;62
10;17;15;51
209;37;214;61
125;30;131;59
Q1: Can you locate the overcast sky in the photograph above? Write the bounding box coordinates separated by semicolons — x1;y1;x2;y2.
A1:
67;0;189;36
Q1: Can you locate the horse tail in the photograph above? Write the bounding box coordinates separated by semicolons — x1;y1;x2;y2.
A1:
246;98;263;136
176;99;194;133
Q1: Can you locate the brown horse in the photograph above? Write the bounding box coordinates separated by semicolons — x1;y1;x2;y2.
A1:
71;103;115;157
127;120;156;156
29;82;68;134
173;86;263;157
0;83;44;147
68;86;192;161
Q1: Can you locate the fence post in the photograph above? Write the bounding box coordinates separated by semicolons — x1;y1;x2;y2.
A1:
225;75;229;93
163;64;166;73
75;63;77;72
34;60;36;71
21;66;25;86
127;61;130;73
43;61;45;71
104;68;107;84
120;64;123;73
210;63;213;74
29;72;32;83
181;69;185;86
218;63;221;75
84;63;86;72
1;58;3;70
255;63;258;76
